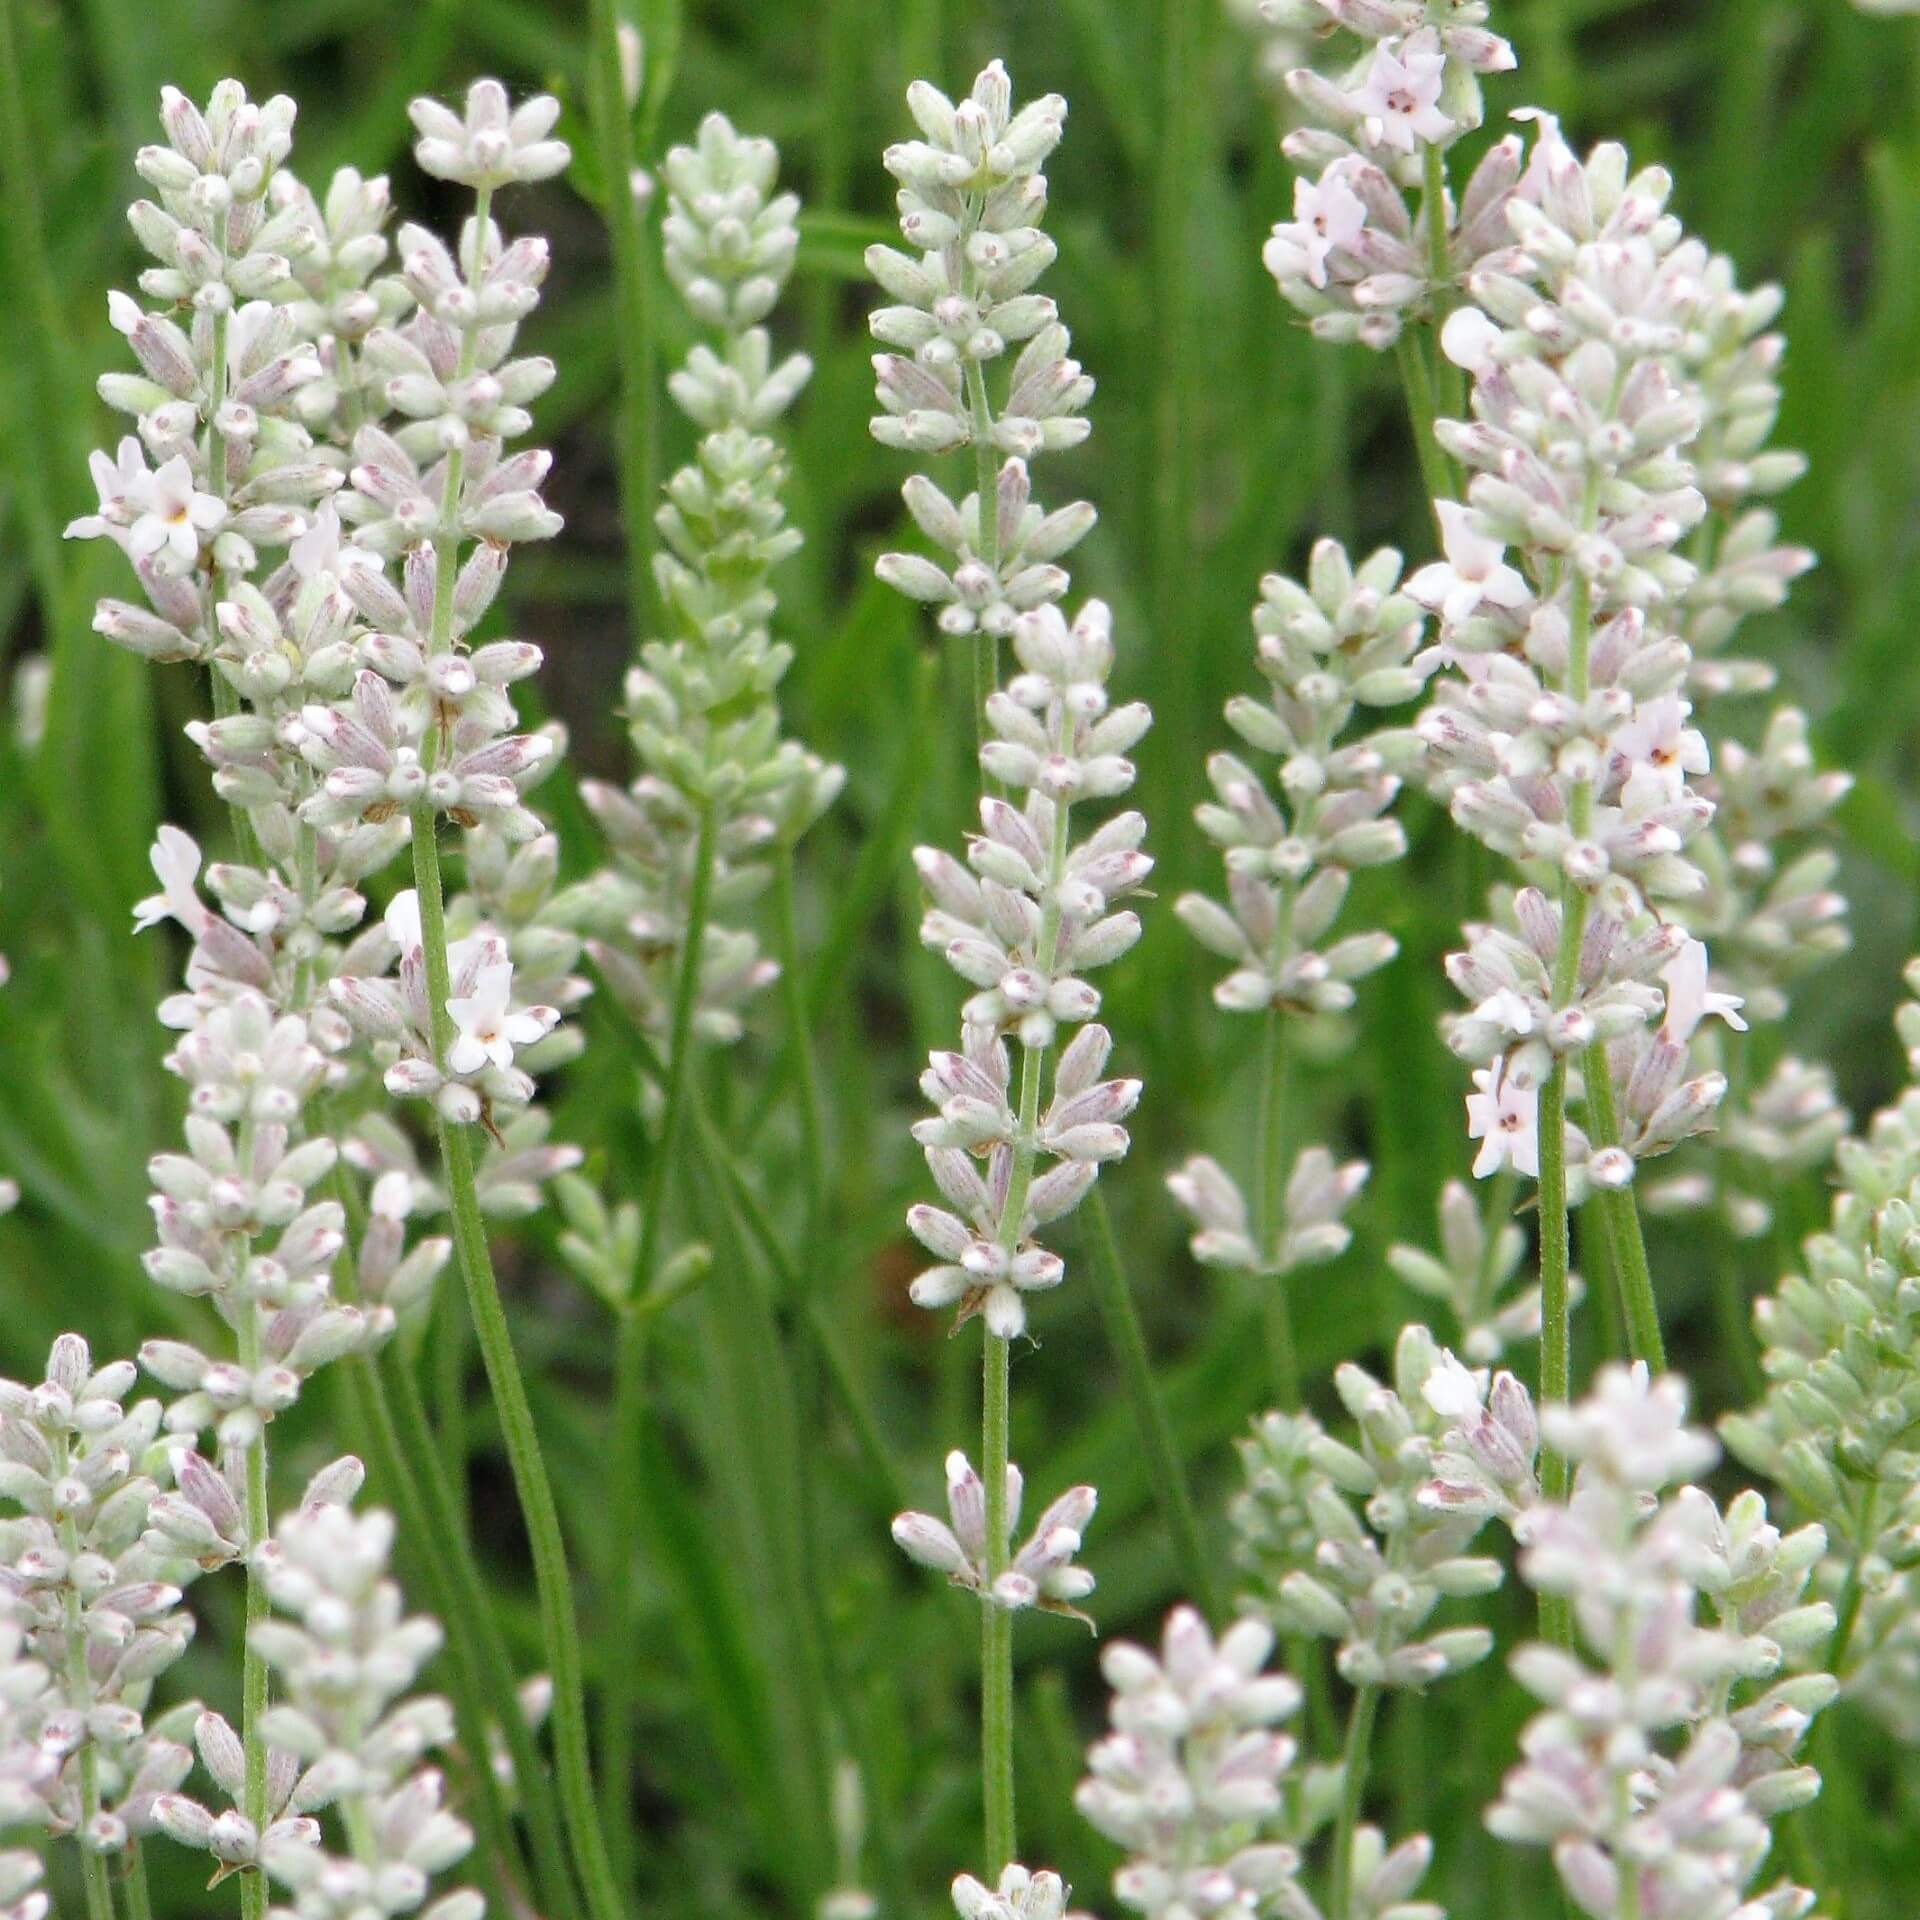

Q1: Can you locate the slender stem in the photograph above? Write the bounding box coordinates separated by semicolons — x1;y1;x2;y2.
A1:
437;1105;625;1920
601;1305;647;1890
323;1132;550;1915
1419;141;1464;445
1252;1006;1301;1408
1083;1187;1220;1618
1393;336;1453;526
335;1352;540;1914
587;0;658;640
121;1843;154;1920
410;808;625;1920
1535;1053;1575;1654
236;1312;270;1920
377;1344;578;1918
1580;1053;1664;1369
974;699;1077;1868
606;797;716;1884
1828;1484;1881;1682
980;1328;1016;1873
774;842;828;1240
1328;1683;1381;1920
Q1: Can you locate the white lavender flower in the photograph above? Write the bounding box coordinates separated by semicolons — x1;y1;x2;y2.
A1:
869;59;1092;644
1722;959;1920;1737
904;601;1152;1339
892;1451;1098;1624
1076;1606;1310;1920
153;1493;481;1918
1231;1327;1502;1689
1169;537;1423;1297
1266;1;1518;352
409;79;569;190
1177;542;1425;1020
1483;1365;1828;1917
558;113;839;1049
1169;1147;1369;1280
951;1864;1091;1920
0;1337;194;1853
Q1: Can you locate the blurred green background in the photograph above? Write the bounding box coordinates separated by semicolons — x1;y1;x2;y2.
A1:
4;0;1920;1913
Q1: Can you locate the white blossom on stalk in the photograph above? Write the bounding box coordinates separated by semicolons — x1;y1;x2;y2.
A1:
0;1340;198;1857
872;64;1133;1648
892;1451;1098;1623
1480;1366;1833;1918
408;78;569;189
1267;4;1519;349
62;77;579;1904
557;113;839;1049
951;1864;1093;1920
1350;33;1453;154
1075;1607;1312;1920
1169;540;1423;1294
151;1497;482;1917
1723;961;1920;1741
1232;1326;1503;1690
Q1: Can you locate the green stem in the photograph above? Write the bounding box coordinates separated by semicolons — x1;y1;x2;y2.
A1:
1419;141;1465;443
1828;1485;1881;1682
1580;1053;1665;1369
121;1842;154;1920
975;700;1076;1868
980;1329;1016;1872
324;1135;550;1916
236;1318;270;1920
409;808;625;1920
1535;1053;1575;1653
601;1305;647;1890
1084;1187;1220;1619
1252;1006;1300;1409
336;1352;541;1914
1393;334;1454;525
1328;1683;1381;1920
586;0;657;641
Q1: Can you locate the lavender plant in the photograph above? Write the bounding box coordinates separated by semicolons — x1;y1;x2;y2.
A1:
47;72;621;1920
1168;539;1423;1403
869;57;1153;1878
3;10;1910;1920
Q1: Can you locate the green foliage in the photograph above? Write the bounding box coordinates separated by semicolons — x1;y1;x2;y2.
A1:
5;0;1920;1915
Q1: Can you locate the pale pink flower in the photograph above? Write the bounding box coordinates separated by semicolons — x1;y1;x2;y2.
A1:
1265;166;1367;290
1352;34;1453;155
133;825;211;937
128;456;224;572
1408;502;1530;627
1467;1060;1539;1179
1659;939;1746;1046
445;960;556;1074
